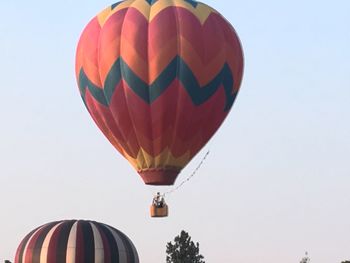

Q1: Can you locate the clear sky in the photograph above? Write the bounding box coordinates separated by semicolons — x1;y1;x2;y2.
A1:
0;0;349;262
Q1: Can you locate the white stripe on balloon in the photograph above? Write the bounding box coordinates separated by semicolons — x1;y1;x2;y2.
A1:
90;222;104;263
66;221;78;263
39;222;63;263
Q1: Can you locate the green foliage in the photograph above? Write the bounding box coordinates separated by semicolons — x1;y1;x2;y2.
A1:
300;252;310;263
341;261;350;263
166;230;205;263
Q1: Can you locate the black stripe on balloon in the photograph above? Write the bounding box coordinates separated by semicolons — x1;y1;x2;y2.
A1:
17;226;41;263
96;223;120;263
145;0;157;5
111;227;137;263
78;56;237;111
144;0;198;7
111;2;122;10
80;221;95;263
31;221;60;263
55;220;75;263
78;69;107;106
184;0;198;8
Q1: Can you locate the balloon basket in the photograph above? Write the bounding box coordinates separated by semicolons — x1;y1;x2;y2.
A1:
150;204;168;218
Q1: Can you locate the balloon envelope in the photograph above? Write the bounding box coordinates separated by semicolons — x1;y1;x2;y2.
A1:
15;220;139;263
76;0;244;185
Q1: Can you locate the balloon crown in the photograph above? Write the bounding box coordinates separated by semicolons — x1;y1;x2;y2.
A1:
112;0;199;8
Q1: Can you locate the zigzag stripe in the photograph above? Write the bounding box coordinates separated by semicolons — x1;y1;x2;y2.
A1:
112;0;198;9
78;56;237;111
111;1;123;9
97;0;215;26
97;6;234;83
144;0;198;7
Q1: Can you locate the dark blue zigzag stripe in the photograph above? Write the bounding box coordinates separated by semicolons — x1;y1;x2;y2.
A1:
146;0;198;7
145;0;158;5
78;56;237;111
111;1;123;10
112;0;198;8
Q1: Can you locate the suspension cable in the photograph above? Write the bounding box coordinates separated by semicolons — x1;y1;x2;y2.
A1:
162;150;210;196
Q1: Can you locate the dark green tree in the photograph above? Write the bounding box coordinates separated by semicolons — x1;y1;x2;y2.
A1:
341;261;350;263
300;252;310;263
166;230;205;263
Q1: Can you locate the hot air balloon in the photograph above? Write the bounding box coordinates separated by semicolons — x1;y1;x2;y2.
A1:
15;220;139;263
75;0;244;214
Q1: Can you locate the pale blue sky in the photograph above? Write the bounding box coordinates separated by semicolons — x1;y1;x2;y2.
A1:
0;0;349;262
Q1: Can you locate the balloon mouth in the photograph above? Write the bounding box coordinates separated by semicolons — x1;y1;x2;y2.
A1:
138;169;180;186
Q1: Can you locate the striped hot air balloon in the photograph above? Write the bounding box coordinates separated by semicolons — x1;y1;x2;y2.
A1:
76;0;244;185
14;220;139;263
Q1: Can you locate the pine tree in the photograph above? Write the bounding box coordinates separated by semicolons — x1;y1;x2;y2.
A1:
166;230;205;263
300;252;310;263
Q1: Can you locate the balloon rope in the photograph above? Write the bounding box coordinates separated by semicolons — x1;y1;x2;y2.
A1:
163;150;210;196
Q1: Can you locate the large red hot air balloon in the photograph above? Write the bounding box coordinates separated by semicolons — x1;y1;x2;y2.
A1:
76;0;244;186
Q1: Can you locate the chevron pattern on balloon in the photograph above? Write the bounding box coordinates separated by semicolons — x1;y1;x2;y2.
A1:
78;56;237;111
99;0;215;27
94;6;242;86
75;0;244;185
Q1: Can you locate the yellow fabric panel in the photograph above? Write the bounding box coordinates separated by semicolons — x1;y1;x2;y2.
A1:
98;0;150;27
154;148;190;168
97;0;218;27
97;6;113;26
150;0;217;24
123;147;191;170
